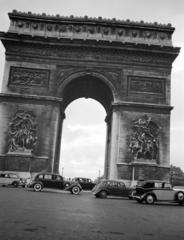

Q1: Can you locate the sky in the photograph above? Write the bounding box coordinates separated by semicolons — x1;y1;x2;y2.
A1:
0;0;184;180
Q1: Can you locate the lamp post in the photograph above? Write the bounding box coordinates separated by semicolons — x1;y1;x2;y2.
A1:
62;167;64;177
98;170;101;178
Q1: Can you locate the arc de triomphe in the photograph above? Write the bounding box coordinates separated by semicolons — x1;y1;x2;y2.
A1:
0;10;180;184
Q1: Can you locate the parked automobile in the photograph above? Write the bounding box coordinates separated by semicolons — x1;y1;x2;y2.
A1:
134;180;184;205
92;179;133;198
27;172;82;195
0;172;22;187
173;186;184;191
72;177;96;190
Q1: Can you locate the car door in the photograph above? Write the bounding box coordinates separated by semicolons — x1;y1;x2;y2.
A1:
117;182;129;197
108;181;119;196
4;174;12;185
43;174;53;188
0;174;6;185
153;183;175;201
86;179;95;190
52;175;64;189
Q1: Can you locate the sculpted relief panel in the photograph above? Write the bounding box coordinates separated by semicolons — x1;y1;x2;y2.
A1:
127;76;165;96
9;67;50;87
8;111;38;154
128;115;160;162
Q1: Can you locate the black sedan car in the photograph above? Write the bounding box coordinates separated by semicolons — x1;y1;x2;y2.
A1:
92;179;133;198
134;180;184;205
27;172;82;195
72;177;96;190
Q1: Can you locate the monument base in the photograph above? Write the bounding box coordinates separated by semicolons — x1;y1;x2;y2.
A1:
0;153;49;177
117;163;170;187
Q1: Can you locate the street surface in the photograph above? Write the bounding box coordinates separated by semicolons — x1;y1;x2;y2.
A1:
0;187;184;240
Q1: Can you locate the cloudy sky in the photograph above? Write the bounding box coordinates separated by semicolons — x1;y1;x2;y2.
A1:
0;0;184;180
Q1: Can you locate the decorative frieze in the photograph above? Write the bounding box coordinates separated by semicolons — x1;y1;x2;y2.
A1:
8;10;174;47
8;66;50;87
127;76;165;97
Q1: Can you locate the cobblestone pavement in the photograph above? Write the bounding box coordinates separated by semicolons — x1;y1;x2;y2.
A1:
0;187;184;240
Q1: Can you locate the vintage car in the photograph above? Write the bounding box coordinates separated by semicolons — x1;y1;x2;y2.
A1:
27;172;82;195
134;180;184;205
92;179;133;198
0;172;22;187
72;177;96;190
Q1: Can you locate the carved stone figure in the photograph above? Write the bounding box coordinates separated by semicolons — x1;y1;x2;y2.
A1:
128;115;160;161
8;111;38;153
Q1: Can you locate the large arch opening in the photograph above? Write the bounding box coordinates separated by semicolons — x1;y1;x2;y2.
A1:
58;74;114;180
59;98;106;180
61;73;114;113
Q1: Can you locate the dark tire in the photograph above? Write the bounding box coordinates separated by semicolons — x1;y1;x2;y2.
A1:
145;194;155;204
176;191;184;203
33;183;42;192
99;190;107;199
12;182;18;188
71;186;80;195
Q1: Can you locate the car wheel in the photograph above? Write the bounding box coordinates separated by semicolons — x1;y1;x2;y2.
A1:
71;186;80;195
99;190;107;198
176;191;184;203
12;181;18;188
33;183;42;192
145;194;155;204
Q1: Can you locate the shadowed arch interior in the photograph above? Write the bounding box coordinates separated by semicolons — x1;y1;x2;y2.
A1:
62;75;114;113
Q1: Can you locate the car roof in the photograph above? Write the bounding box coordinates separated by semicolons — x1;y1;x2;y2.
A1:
36;172;61;176
101;179;125;183
140;180;170;184
74;177;90;179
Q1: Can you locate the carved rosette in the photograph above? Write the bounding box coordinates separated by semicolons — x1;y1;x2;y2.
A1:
128;115;160;162
8;111;38;154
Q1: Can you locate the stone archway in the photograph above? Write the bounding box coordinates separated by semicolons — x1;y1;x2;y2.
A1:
0;10;180;183
53;72;116;179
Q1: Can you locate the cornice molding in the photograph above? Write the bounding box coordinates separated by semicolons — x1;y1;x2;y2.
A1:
4;10;178;48
111;101;173;113
0;93;63;105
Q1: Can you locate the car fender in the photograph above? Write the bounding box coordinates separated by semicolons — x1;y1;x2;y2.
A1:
33;181;44;188
174;190;184;202
96;188;108;195
12;181;19;187
65;182;82;191
142;191;157;201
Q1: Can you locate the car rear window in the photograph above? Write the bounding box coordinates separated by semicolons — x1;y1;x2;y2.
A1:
117;182;126;188
142;182;155;188
44;174;52;180
53;175;63;181
37;174;44;179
